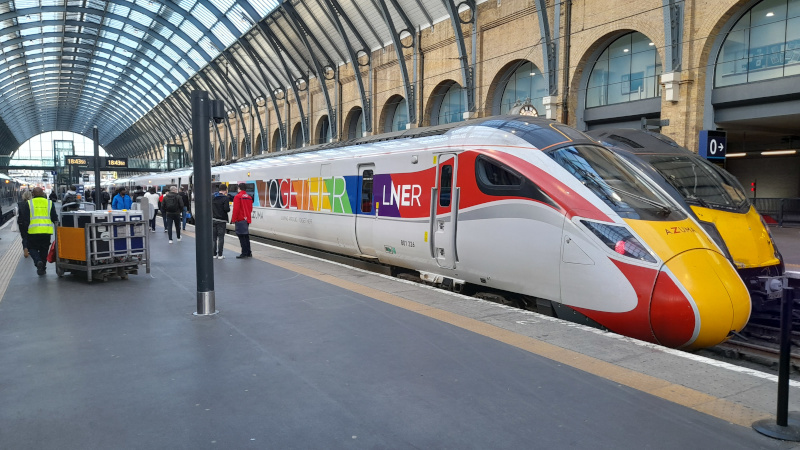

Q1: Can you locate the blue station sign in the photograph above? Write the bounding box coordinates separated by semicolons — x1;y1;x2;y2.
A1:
699;130;727;160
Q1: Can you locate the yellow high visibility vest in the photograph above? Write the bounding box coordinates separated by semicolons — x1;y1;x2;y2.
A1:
28;198;54;235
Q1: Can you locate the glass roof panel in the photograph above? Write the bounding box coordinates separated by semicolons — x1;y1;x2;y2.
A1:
0;0;282;154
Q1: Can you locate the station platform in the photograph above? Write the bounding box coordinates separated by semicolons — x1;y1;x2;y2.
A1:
1;219;799;449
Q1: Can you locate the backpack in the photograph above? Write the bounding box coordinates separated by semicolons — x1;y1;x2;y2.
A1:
163;193;181;213
102;191;110;202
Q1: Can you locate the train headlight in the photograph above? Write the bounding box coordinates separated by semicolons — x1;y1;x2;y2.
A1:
581;220;657;263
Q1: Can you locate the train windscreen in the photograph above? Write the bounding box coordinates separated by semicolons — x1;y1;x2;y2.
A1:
644;155;748;212
548;145;685;221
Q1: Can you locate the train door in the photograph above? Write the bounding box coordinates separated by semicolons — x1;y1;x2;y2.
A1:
431;153;459;269
355;164;376;256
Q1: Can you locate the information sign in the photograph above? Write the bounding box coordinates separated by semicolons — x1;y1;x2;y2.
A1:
699;130;727;160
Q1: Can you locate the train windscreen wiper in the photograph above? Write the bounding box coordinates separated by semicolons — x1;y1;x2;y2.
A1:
602;183;672;217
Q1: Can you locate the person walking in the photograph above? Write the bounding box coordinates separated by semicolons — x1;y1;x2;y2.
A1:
101;188;110;210
16;189;32;258
62;185;79;212
159;188;168;231
162;186;184;243
212;184;230;259
179;186;191;230
19;187;58;276
48;190;58;202
231;182;253;259
143;187;160;232
111;187;132;210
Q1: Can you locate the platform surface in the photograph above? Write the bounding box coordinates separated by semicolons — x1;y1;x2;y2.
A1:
1;219;800;449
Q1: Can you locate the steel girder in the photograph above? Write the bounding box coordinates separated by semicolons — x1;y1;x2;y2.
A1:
533;0;557;96
662;0;683;72
441;0;476;115
240;37;287;151
256;21;309;147
210;59;251;158
375;0;416;126
281;2;338;142
224;48;268;154
321;0;373;134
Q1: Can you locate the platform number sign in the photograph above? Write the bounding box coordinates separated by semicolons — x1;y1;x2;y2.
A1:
699;130;727;160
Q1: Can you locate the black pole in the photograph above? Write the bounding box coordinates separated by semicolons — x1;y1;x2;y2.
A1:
93;126;102;210
192;90;217;315
753;285;800;440
778;287;794;426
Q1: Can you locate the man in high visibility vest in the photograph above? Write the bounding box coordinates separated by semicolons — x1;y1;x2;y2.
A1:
19;187;58;276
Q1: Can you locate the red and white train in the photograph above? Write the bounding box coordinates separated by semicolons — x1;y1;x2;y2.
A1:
128;116;751;349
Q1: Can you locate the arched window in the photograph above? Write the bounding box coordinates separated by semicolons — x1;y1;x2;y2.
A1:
499;61;548;114
436;83;465;125
318;116;332;144
384;97;409;132
11;131;108;167
716;0;800;87
220;142;226;160
271;129;281;152
347;107;366;139
293;123;304;149
254;133;263;154
586;32;662;108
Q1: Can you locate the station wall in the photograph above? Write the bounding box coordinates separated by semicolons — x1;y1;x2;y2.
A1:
144;0;799;197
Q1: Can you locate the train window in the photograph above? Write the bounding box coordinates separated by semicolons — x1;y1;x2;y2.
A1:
439;165;452;207
361;170;373;213
244;182;256;197
475;156;557;207
477;157;522;186
646;155;749;212
548;145;685;221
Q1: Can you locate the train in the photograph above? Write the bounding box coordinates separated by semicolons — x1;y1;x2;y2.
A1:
587;129;785;316
121;115;752;350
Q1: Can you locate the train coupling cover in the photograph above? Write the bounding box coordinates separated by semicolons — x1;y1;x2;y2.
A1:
757;275;787;300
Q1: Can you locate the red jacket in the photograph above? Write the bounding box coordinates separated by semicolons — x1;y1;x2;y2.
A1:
231;190;253;223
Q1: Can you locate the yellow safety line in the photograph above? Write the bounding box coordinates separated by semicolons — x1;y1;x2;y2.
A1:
182;229;773;427
0;241;23;304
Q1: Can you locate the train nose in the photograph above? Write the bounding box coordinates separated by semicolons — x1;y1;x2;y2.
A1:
650;249;751;349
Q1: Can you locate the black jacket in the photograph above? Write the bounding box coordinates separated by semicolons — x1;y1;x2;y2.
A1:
162;192;184;216
212;192;230;222
179;191;191;213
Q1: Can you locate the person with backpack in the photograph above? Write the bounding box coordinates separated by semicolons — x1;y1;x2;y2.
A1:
111;187;132;210
62;185;79;212
162;186;184;243
212;184;230;259
179;186;191;230
101;188;110;209
159;188;168;231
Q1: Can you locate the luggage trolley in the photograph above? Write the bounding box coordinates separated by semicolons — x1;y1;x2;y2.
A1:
54;211;150;282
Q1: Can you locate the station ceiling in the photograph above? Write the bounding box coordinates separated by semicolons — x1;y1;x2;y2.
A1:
0;0;460;158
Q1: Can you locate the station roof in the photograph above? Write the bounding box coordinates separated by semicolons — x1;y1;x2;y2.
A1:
0;0;464;158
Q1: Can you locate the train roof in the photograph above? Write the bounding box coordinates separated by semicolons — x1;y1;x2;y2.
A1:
585;128;693;156
231;115;595;166
146;115;600;179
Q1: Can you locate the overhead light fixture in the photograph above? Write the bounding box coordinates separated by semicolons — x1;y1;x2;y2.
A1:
726;152;746;157
623;48;629;52
761;150;797;156
766;12;775;17
649;42;655;46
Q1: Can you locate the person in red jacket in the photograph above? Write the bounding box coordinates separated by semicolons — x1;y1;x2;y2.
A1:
231;182;253;258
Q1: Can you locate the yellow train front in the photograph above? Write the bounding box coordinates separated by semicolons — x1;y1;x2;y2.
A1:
588;129;785;313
